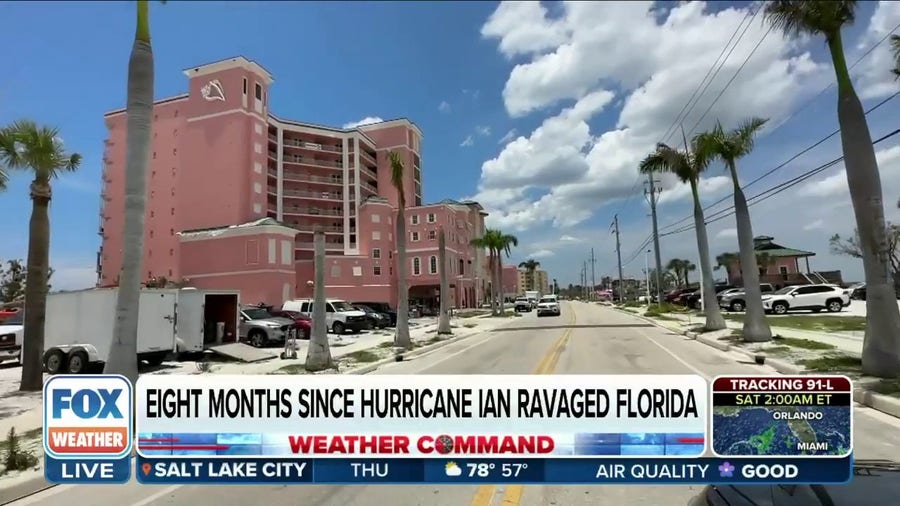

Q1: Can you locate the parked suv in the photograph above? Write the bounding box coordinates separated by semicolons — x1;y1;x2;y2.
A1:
761;284;850;315
718;283;775;312
353;302;397;326
239;306;295;347
683;284;736;309
282;298;369;334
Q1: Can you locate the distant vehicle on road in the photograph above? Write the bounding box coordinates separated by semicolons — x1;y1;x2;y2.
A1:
536;296;561;317
514;297;532;312
761;284;850;315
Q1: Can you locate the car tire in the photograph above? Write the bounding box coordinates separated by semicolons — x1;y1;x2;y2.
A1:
730;300;745;312
772;302;788;315
332;321;345;334
826;299;843;313
248;330;266;348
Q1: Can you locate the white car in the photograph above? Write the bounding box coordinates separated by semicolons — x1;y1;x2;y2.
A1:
761;284;850;315
536;296;561;317
0;312;23;364
282;298;369;334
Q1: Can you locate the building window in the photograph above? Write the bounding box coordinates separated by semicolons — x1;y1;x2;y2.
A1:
373;248;381;259
427;213;435;223
459;258;465;275
411;231;419;242
411;215;419;225
149;230;154;238
243;78;248;94
412;257;421;275
331;265;341;277
352;266;362;277
374;266;381;276
372;231;381;240
429;256;438;274
428;230;436;240
372;214;381;223
255;83;262;100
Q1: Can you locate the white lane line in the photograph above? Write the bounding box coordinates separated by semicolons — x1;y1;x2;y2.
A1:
8;485;73;505
128;485;184;506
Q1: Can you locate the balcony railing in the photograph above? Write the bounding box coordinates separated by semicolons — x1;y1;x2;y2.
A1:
283;139;343;154
283;155;343;169
292;225;349;233
295;242;345;250
360;150;377;166
282;189;343;201
360;165;377;180
268;169;343;185
282;206;342;217
361;181;378;194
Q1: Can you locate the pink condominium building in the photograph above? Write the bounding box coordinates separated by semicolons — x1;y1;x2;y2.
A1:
98;56;489;308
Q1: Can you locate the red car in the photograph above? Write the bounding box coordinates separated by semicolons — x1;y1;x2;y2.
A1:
271;310;311;340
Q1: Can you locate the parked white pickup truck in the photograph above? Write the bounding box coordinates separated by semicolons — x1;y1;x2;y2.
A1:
0;311;23;365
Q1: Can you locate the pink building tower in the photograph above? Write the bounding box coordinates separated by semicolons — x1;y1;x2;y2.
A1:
98;56;490;309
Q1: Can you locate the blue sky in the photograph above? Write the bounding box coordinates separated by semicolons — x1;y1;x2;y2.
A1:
1;1;899;289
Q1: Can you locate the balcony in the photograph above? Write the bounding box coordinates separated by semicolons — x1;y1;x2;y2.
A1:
360;181;378;194
282;206;342;217
359;165;377;180
282;189;344;201
360;150;377;166
292;224;349;234
283;139;343;154
267;169;344;186
283;155;343;170
295;242;345;250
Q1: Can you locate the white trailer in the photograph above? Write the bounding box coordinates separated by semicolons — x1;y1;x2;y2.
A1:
43;287;239;374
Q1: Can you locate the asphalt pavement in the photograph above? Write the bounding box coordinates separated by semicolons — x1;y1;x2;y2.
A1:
10;301;900;506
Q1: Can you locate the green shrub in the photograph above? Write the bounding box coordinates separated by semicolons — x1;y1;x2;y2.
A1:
2;428;38;475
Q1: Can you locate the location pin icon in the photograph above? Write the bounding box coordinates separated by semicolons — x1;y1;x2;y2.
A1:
141;463;152;476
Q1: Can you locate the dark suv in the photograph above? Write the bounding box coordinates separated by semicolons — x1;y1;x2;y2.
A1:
353;302;397;326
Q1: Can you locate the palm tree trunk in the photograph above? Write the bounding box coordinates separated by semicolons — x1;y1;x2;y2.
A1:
305;230;332;371
19;186;51;391
690;180;726;330
437;228;452;334
828;33;900;377
394;206;411;349
729;165;772;342
106;3;154;383
496;255;506;315
488;251;499;316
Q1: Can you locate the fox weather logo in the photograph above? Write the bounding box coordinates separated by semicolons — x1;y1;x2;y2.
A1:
43;375;133;460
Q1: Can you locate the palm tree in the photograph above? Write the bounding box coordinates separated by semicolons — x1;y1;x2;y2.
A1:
666;259;686;287
492;231;518;314
305;228;332;371
715;252;740;284
552;278;559;295
684;261;696;286
470;229;518;316
518;259;541;291
105;0;158;382
0;121;81;391
470;233;499;315
891;34;899;78
437;228;452;335
766;2;900;375
640;143;726;330
389;151;411;349
695;118;772;342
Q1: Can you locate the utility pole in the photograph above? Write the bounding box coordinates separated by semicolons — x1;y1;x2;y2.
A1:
583;260;588;300
589;248;596;301
611;215;624;303
645;172;664;302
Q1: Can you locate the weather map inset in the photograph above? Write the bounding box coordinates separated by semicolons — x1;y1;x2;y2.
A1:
710;375;852;457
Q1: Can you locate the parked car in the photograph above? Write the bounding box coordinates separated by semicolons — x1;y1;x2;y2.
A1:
354;304;390;329
718;283;775;312
514;297;532;312
282;298;369;334
239;305;295;347
683;284;737;309
0;311;23;365
849;283;866;300
353;301;397;326
665;287;697;304
269;310;312;340
761;284;850;315
536;296;561;317
0;307;20;325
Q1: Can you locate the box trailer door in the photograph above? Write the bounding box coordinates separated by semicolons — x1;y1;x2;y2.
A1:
175;290;204;353
138;291;177;354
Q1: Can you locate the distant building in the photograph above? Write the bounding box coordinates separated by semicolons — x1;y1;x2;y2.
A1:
517;268;550;294
719;236;843;288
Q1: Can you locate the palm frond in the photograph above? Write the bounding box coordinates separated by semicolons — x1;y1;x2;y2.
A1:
891;34;900;78
388;151;405;207
0;120;81;179
733;117;768;154
763;0;857;39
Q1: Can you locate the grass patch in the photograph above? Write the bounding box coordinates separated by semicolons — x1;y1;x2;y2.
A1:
645;302;684;317
797;355;862;373
870;379;900;398
773;336;835;351
760;345;792;356
344;350;380;363
463;322;477;328
653;314;677;321
723;314;865;333
2;427;40;475
377;341;394;349
272;364;311;375
459;310;490;318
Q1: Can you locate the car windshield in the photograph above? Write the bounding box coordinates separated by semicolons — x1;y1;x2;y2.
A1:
539;297;555;303
355;305;371;312
243;307;273;320
332;301;355;311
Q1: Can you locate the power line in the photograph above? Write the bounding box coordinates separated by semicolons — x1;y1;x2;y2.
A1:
659;90;900;232
659;127;900;238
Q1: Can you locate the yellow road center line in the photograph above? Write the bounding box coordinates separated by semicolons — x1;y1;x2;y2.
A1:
471;309;576;506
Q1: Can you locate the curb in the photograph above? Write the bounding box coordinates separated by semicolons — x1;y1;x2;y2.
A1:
611;307;900;419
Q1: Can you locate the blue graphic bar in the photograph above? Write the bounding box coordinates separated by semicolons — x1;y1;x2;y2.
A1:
135;456;852;485
45;456;131;484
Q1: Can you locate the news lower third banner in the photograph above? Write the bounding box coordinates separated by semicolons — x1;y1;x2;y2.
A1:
135;374;709;458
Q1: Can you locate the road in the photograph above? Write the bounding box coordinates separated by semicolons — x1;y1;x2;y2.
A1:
11;301;900;506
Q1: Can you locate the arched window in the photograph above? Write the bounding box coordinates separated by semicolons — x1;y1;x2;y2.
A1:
429;256;438;274
412;257;421;275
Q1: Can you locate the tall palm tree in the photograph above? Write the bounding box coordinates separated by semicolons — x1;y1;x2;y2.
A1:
470;233;499;315
518;259;540;291
437;228;452;335
666;259;686;287
389;151;411;349
493;230;518;315
470;229;518;316
306;228;332;371
0;121;81;391
766;1;900;375
684;261;696;286
891;34;899;78
695;118;772;342
715;252;740;284
105;0;158;382
640;142;726;330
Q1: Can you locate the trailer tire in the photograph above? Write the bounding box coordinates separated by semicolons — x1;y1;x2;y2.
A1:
44;349;66;374
66;350;89;374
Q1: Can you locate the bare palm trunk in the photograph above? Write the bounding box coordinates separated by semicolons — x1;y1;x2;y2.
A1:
394;206;411;349
828;34;900;376
488;251;499;316
690;180;726;330
437;228;452;334
496;255;506;315
106;16;154;382
305;229;332;371
729;165;772;342
19;185;51;391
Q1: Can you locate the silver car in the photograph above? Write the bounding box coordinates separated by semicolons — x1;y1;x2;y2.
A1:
718;284;775;312
239;306;294;347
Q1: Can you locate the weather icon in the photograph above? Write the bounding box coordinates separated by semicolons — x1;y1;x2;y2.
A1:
445;461;462;477
719;462;735;478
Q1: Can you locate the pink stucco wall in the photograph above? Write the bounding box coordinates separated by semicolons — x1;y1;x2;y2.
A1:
501;265;518;296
